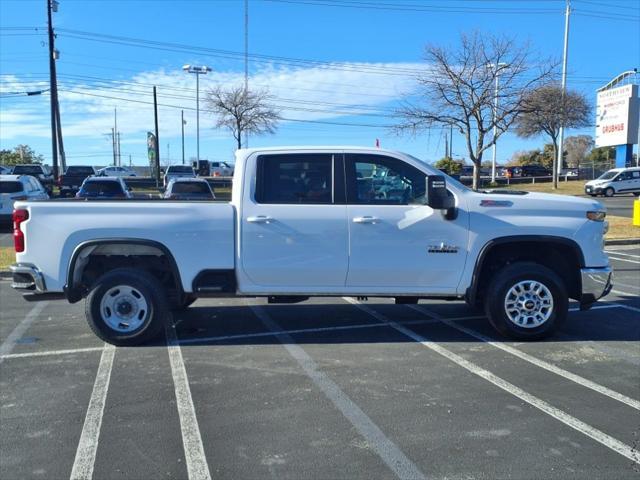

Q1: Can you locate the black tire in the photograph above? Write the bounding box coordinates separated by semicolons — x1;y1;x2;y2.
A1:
484;262;567;341
171;295;197;311
604;187;615;197
85;268;170;346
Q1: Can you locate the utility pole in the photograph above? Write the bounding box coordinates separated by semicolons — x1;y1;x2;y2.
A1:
47;0;59;179
181;110;185;165
153;86;161;186
244;0;249;148
117;132;121;167
489;63;507;183
110;128;116;166
556;0;571;188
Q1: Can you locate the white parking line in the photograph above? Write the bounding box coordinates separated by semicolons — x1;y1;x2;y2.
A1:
1;346;103;360
70;344;116;480
607;255;640;265
568;304;619;312
249;304;427;480
605;250;640;259
166;323;212;480
345;298;640;465
177;315;486;346
0;302;48;364
408;305;640;411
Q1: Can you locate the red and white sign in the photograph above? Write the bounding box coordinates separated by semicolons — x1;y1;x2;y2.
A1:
595;84;639;147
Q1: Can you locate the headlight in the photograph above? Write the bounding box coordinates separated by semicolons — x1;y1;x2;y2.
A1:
587;211;606;222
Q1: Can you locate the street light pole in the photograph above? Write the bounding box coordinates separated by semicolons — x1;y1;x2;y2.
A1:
556;0;571;186
183;65;212;162
181;110;185;165
489;62;507;183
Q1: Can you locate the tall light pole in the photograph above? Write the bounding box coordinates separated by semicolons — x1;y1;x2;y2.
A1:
183;65;212;162
556;0;572;184
488;62;508;183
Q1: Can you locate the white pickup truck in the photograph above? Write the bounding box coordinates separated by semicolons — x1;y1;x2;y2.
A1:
10;147;612;345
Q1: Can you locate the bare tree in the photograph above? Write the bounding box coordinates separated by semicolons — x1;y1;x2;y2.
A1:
515;85;591;188
206;86;280;149
395;31;557;190
564;135;595;168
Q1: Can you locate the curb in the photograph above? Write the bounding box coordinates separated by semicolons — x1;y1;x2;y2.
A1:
605;238;640;246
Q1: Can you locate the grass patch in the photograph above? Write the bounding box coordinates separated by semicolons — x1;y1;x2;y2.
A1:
0;246;14;271
501;180;586;196
606;215;639;240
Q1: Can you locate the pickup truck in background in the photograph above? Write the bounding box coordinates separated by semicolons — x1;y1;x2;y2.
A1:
10;147;612;345
11;164;54;195
58;166;97;197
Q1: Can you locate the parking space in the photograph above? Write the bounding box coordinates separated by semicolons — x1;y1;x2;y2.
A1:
1;249;639;479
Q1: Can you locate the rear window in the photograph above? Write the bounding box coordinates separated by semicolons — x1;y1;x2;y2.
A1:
0;181;23;193
12;165;43;175
168;166;193;173
66;167;95;175
172;182;211;194
81;181;123;195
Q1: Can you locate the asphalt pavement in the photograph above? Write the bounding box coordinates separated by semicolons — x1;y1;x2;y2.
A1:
586;195;637;218
1;247;639;479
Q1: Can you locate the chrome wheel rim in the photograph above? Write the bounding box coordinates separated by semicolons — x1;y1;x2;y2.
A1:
504;280;553;329
99;285;149;333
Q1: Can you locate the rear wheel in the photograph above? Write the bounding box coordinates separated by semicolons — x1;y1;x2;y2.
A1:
604;187;615;197
484;262;567;341
85;268;169;346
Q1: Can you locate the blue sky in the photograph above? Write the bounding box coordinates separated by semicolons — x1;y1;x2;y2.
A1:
1;0;639;167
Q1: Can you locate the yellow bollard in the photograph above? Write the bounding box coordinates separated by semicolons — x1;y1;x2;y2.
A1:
634;199;640;227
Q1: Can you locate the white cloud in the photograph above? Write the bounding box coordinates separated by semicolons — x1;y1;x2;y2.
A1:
2;63;420;143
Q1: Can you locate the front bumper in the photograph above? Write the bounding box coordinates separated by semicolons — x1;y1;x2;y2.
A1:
580;266;613;309
584;185;603;195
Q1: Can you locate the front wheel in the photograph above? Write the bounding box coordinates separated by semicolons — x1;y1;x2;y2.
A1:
85;268;170;346
484;262;567;341
604;187;615;197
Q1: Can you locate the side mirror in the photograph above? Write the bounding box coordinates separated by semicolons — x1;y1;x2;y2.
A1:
425;175;457;220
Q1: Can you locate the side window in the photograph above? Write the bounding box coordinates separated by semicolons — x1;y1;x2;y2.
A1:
632;171;640;179
345;154;426;205
618;172;631;181
256;154;333;204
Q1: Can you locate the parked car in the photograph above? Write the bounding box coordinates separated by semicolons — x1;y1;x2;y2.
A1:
75;176;132;199
210;161;234;177
500;166;522;178
59;166;97;197
97;166;137;177
0;174;49;222
164;165;195;187
584;167;640;197
10;146;612;346
163;178;216;200
11;164;54;194
520;165;551;177
561;168;579;178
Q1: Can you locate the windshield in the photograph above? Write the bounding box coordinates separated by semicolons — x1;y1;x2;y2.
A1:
168;166;194;173
405;154;472;193
172;182;211;194
597;170;619;180
0;181;23;193
12;165;43;174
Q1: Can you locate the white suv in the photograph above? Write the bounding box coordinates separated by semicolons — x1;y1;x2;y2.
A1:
0;174;49;222
585;167;640;197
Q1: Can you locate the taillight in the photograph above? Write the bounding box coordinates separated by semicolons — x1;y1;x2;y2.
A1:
13;209;28;253
213;171;221;177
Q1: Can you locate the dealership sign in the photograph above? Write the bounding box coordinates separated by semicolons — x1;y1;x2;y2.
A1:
595;84;639;147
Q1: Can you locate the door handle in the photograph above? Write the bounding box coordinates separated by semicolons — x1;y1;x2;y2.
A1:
352;216;379;224
247;215;273;224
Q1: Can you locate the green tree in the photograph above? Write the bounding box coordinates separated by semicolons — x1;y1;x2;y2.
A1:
433;157;463;175
587;146;615;164
0;144;44;166
515;85;591;188
564;135;594;168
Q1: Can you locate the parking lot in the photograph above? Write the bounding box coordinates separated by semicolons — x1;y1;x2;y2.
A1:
1;247;639;479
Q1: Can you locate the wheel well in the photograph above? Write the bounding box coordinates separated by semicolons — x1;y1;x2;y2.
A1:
471;240;582;307
67;241;183;303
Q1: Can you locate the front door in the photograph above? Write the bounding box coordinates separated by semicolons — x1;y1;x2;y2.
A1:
241;153;349;289
344;154;469;293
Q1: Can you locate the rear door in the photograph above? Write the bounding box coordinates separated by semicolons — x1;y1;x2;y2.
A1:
240;152;349;288
344;153;469;292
